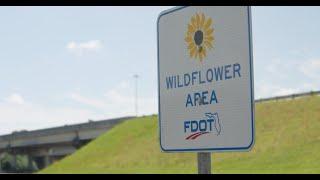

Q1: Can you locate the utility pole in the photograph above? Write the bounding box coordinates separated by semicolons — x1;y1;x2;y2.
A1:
133;74;139;117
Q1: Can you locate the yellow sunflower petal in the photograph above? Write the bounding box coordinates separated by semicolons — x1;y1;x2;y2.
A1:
204;18;212;30
205;28;213;36
190;47;196;58
191;16;197;28
204;40;213;49
200;13;205;29
202;47;207;57
199;50;203;61
185;35;192;43
188;42;196;50
205;36;214;41
194;50;199;60
196;13;200;29
188;24;195;34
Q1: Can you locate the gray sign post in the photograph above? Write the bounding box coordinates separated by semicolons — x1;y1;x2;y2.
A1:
197;152;211;174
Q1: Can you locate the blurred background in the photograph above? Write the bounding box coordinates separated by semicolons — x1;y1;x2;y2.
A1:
0;6;319;173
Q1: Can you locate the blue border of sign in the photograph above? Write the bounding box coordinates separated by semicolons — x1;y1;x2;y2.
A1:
157;6;255;152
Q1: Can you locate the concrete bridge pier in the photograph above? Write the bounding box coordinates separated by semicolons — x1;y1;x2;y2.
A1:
0;153;3;173
12;154;17;170
44;155;51;168
32;155;51;170
27;154;34;171
0;116;134;172
33;157;44;170
33;156;48;170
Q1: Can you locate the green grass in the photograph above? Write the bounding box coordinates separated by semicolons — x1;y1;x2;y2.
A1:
40;95;320;174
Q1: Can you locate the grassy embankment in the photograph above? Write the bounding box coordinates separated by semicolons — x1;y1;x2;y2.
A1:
41;95;320;174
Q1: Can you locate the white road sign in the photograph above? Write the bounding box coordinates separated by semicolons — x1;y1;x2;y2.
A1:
157;6;254;152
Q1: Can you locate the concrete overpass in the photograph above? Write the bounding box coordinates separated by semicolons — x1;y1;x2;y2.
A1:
0;116;134;172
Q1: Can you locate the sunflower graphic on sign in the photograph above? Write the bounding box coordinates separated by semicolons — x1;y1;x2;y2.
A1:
185;13;214;62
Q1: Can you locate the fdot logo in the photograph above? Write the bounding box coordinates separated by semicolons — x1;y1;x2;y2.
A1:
184;112;221;140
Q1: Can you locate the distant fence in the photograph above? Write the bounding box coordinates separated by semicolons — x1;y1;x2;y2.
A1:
255;90;320;103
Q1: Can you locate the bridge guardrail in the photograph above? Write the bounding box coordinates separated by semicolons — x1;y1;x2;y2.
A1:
255;90;320;103
0;90;319;143
0;116;135;141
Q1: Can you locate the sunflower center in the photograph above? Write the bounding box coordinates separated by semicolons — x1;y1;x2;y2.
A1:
194;30;203;46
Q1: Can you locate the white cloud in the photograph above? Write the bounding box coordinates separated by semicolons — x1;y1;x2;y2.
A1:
4;93;25;105
102;80;157;117
299;59;320;79
69;81;157;118
256;57;320;99
255;81;314;99
70;93;106;110
0;80;154;135
118;81;130;89
264;57;301;80
302;82;319;91
66;40;103;56
0;97;105;135
274;88;301;97
265;58;282;74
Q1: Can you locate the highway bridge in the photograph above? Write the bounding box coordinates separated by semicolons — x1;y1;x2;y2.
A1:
0;116;134;172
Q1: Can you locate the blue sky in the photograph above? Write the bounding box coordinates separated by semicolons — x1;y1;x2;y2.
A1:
0;6;319;134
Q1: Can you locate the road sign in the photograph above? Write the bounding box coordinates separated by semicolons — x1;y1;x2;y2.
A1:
157;6;254;152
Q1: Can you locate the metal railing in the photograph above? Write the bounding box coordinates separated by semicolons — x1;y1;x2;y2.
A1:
0;90;319;139
0;116;135;140
255;90;320;103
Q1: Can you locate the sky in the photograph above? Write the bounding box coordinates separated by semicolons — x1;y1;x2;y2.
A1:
0;6;319;134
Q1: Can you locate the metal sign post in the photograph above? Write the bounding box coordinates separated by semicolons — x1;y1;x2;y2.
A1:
197;152;211;174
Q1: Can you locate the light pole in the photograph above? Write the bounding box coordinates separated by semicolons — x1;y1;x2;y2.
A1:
133;74;139;117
